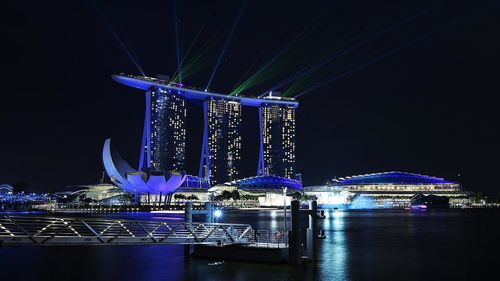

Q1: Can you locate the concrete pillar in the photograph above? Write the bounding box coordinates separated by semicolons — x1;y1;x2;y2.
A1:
184;202;193;223
204;202;213;223
289;199;301;266
307;200;318;261
184;202;193;256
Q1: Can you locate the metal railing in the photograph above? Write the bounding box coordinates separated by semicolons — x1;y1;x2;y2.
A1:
255;229;288;248
0;216;254;246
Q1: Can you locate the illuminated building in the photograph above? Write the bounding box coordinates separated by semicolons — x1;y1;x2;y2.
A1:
201;99;242;185
0;184;14;194
139;87;186;172
55;184;131;206
258;92;296;179
103;74;299;201
304;171;470;207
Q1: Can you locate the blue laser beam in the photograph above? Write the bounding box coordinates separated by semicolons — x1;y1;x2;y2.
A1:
123;34;145;75
231;0;337;96
263;0;445;97
205;0;248;91
171;16;210;81
91;1;145;76
294;5;488;99
173;0;183;83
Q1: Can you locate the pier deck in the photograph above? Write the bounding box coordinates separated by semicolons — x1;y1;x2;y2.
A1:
0;216;255;246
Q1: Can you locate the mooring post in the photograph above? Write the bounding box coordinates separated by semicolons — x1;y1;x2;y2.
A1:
204;202;213;223
184;202;193;256
184;202;193;223
307;200;318;261
289;199;301;266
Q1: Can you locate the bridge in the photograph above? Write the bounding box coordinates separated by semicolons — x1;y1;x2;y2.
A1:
0;216;255;246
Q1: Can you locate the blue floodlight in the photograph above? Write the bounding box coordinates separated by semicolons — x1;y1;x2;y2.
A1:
214;209;223;219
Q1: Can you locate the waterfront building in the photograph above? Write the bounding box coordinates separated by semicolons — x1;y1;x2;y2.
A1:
205;99;242;185
0;191;53;204
258;92;296;179
139;87;187;172
235;175;302;206
0;184;14;194
103;74;299;200
304;171;470;207
56;184;131;206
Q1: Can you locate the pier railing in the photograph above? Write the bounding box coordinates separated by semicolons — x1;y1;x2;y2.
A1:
255;229;288;248
0;216;255;246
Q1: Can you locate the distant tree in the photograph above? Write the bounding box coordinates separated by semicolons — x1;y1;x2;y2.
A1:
292;192;302;200
302;194;317;201
174;194;187;200
214;190;237;201
221;191;232;200
240;194;259;200
230;190;240;200
78;194;93;205
473;192;487;203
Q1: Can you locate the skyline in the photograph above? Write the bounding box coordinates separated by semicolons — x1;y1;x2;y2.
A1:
1;0;500;195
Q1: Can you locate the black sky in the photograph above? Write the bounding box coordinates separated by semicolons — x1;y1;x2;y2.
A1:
1;0;499;196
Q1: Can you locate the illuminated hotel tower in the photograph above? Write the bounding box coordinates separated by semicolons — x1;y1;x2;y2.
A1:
138;87;187;172
258;92;296;179
199;99;242;185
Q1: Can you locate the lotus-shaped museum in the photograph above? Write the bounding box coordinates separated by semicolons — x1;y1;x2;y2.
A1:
102;139;187;195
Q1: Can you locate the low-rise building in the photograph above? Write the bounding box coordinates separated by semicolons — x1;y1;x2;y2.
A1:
304;171;470;208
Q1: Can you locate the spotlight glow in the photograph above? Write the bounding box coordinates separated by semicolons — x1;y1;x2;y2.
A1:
214;209;223;219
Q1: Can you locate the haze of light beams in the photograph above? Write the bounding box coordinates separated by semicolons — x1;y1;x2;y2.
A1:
171;17;210;82
264;0;445;97
171;31;222;83
231;44;271;93
229;1;337;96
205;0;248;91
292;4;491;99
91;2;145;76
172;0;183;83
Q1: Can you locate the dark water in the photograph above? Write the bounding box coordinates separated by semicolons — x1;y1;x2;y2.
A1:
1;209;499;281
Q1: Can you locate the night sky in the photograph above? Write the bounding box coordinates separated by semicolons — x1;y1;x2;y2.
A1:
1;0;499;196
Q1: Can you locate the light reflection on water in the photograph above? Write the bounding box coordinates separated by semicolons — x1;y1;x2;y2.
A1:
0;209;498;281
320;209;348;281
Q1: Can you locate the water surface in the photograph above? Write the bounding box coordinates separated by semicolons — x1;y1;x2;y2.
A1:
1;209;498;281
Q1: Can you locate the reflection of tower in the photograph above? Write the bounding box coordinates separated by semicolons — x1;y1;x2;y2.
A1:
138;87;186;172
199;99;242;185
258;92;296;179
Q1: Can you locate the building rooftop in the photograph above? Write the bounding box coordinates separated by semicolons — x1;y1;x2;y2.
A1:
112;74;299;108
0;184;14;194
235;175;302;192
333;171;456;185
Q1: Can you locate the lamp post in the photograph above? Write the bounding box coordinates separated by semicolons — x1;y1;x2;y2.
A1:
282;186;288;231
210;191;214;223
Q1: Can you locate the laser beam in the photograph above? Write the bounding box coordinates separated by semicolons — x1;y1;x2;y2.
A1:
205;0;248;91
264;0;445;97
91;1;145;76
171;16;210;82
294;6;489;99
230;1;337;96
173;0;183;83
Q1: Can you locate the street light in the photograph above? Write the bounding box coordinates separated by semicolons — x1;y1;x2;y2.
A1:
282;187;288;231
214;209;223;222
